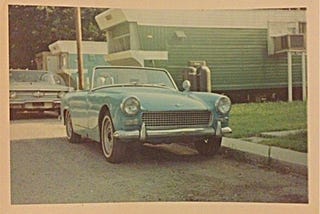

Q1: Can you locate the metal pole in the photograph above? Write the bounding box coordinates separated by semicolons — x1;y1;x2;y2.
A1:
287;51;292;102
301;52;307;101
75;7;84;90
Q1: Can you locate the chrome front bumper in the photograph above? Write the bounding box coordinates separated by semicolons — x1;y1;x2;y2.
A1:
113;121;232;141
10;100;61;110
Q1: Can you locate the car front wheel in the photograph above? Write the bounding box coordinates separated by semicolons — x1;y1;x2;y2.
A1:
101;113;126;163
194;136;222;156
65;110;81;143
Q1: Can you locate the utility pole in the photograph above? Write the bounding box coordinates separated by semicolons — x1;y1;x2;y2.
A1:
301;52;307;101
287;51;292;102
75;7;84;90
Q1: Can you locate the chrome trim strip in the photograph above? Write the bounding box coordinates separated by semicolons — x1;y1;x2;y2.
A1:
222;127;232;134
145;125;211;130
10;100;61;104
113;127;216;141
113;130;140;139
146;127;215;138
216;121;222;136
140;122;146;141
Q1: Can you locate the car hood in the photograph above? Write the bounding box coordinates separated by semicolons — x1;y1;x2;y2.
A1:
99;87;209;111
10;82;71;91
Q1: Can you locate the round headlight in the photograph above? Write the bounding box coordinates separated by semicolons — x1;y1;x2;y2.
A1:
121;96;140;115
10;91;17;99
57;91;66;98
215;96;231;114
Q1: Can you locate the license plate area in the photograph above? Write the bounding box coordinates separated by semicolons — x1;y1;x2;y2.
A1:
25;102;52;109
33;102;44;107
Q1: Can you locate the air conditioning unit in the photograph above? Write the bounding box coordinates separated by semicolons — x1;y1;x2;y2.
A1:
267;21;306;55
272;34;305;54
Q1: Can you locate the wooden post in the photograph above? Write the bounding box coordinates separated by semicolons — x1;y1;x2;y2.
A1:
301;52;307;101
75;7;84;90
287;51;292;102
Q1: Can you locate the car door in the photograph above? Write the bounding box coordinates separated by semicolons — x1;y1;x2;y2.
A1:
68;90;90;136
86;90;103;141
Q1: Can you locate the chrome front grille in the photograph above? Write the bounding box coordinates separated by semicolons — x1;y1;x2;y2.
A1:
142;111;212;128
11;91;59;99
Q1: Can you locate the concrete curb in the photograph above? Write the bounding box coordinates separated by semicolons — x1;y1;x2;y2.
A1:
260;129;307;137
221;137;307;167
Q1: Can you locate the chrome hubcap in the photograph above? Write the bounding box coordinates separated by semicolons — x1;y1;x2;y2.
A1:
66;112;72;139
102;116;113;157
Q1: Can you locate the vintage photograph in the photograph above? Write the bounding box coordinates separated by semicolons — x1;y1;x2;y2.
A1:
2;1;319;214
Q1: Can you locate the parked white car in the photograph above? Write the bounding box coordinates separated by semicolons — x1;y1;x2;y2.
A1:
9;69;73;117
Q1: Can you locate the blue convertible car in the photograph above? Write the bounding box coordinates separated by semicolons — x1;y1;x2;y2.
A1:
61;66;232;163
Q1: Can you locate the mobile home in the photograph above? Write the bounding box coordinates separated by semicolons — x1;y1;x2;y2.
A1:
95;9;307;102
35;40;109;88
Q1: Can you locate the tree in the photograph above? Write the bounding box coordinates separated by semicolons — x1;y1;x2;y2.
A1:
9;5;107;69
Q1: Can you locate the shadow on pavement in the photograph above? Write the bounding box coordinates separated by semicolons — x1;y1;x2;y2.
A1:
10;111;59;120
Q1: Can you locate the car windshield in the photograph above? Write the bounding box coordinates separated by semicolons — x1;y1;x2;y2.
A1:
92;67;177;90
9;70;66;85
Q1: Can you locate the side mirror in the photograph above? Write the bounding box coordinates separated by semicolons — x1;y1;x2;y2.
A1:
182;80;191;92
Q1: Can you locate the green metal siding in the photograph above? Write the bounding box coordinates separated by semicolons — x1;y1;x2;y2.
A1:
109;22;130;38
137;25;167;51
68;54;109;88
68;54;109;75
137;25;306;91
68;54;78;70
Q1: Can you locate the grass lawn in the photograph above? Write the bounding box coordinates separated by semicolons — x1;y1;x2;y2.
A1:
228;101;307;138
258;130;308;153
226;101;307;152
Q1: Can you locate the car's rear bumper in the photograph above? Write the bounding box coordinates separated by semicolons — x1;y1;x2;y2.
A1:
113;121;232;142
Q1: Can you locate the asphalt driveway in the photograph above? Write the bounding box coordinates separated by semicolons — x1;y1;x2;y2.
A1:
10;116;308;204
